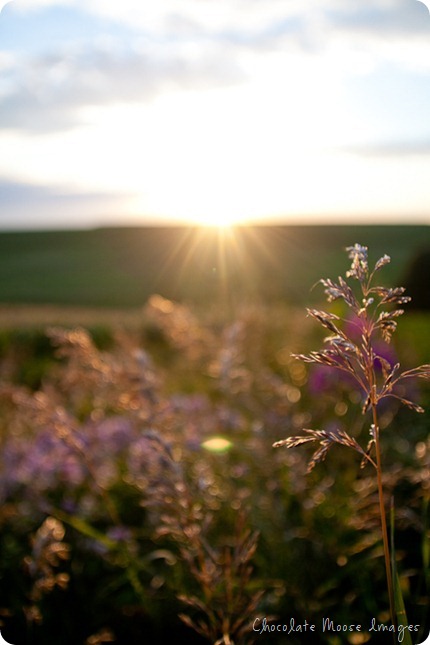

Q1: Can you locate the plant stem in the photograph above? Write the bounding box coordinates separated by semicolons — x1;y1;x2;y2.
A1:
372;400;397;638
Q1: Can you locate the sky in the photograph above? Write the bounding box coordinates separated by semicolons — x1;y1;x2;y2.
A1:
0;0;430;229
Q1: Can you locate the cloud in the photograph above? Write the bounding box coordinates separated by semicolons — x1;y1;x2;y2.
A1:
1;0;429;135
0;46;243;134
0;177;130;228
6;0;428;34
0;4;249;133
326;0;430;36
4;0;427;56
343;139;430;157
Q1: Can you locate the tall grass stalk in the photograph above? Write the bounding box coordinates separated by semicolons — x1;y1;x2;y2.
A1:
274;243;430;635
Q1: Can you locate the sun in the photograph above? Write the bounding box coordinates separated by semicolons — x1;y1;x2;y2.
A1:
36;70;367;228
186;212;245;228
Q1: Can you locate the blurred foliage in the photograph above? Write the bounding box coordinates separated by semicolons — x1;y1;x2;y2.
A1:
0;295;428;644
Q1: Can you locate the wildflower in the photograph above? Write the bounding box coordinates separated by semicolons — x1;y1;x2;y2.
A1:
274;244;430;633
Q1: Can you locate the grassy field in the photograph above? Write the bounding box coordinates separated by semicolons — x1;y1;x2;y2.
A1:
0;227;429;643
0;224;428;309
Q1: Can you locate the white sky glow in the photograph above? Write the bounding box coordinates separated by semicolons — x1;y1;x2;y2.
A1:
0;0;429;228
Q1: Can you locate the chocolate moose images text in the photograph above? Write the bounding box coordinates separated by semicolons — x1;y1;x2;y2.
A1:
253;617;421;642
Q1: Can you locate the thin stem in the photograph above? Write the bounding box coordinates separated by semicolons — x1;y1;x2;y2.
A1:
372;399;397;639
361;289;397;637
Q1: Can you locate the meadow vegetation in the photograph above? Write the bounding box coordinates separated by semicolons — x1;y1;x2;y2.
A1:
0;230;429;644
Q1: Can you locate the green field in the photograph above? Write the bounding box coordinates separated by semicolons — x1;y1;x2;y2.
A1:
0;224;428;308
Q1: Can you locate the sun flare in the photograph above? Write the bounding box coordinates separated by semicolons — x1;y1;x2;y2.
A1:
186;212;247;228
9;64;401;229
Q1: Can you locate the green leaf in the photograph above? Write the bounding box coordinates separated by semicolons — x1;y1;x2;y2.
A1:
53;508;117;549
391;502;413;645
393;569;412;645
